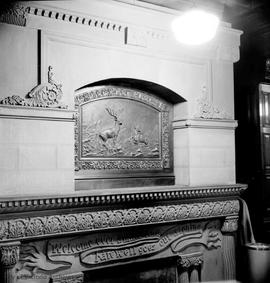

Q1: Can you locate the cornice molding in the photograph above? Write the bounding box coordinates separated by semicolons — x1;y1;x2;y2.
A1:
0;105;74;122
0;184;246;214
173;119;238;130
6;3;242;62
0;199;240;242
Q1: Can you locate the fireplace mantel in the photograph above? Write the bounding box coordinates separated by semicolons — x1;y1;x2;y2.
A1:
0;184;246;283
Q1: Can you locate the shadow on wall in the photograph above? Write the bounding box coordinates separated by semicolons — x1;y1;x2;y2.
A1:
76;78;186;104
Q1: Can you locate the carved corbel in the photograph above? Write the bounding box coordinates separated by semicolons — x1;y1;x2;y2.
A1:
51;272;84;283
221;216;239;233
177;253;203;283
0;241;20;283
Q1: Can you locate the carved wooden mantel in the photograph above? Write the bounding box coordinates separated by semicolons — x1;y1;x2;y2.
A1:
0;184;246;283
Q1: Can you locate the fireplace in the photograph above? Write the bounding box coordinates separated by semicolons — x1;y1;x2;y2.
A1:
0;1;244;283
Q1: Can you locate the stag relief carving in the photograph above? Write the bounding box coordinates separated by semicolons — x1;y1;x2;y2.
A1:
98;107;123;150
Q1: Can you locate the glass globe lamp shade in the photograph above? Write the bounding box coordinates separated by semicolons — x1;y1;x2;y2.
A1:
171;10;220;45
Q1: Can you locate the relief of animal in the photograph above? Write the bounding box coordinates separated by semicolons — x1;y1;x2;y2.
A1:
131;127;148;145
98;108;122;146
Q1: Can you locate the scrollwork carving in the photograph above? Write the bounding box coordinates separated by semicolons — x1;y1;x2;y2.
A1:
194;86;232;120
0;66;67;109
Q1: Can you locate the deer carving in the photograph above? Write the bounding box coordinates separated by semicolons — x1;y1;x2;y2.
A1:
98;107;122;146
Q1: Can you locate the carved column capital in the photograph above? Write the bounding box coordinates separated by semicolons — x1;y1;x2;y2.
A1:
221;216;238;233
177;252;203;269
0;242;20;268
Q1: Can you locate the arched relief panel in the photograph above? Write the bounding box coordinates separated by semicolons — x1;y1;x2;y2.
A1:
74;79;185;190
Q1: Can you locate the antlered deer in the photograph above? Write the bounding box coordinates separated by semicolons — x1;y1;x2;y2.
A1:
98;107;122;147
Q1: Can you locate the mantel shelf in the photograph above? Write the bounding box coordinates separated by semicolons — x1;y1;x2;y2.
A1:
0;105;75;122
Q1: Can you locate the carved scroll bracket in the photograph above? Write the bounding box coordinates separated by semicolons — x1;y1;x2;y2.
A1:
0;241;20;283
0;66;67;109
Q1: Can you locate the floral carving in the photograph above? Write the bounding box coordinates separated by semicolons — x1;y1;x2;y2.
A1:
194;86;232;119
0;66;67;109
52;272;84;283
0;200;239;241
0;244;20;267
177;253;203;269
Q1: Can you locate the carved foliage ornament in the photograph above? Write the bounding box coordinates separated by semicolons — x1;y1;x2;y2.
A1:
74;86;171;171
194;86;232;120
177;253;203;269
0;244;20;267
0;66;67;109
0;200;239;241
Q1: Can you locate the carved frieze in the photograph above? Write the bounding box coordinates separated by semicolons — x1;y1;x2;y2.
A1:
0;66;67;109
0;200;239;242
74;86;172;173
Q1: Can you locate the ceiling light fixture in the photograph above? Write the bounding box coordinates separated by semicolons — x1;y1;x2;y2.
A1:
171;10;220;45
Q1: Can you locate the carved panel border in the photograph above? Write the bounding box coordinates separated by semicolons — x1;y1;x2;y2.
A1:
0;200;239;242
74;86;172;172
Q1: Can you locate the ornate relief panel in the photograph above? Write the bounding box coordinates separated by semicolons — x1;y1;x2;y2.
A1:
15;220;221;282
74;85;173;189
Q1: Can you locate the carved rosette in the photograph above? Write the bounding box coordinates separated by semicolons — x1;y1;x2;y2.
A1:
0;243;20;268
0;200;239;241
0;66;67;109
221;216;239;233
74;86;171;171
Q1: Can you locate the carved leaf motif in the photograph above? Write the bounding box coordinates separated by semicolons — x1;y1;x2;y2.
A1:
0;66;67;109
25;218;45;236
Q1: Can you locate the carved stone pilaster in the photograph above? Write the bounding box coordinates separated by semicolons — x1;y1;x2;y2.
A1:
51;272;84;283
221;216;238;280
0;242;20;283
0;3;28;26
